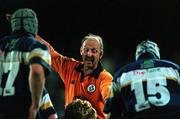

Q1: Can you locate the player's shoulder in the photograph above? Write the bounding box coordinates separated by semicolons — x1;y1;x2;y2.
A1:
113;61;138;79
154;59;179;70
22;35;49;51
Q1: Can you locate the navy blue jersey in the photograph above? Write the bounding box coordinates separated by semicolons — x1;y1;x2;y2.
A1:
104;59;180;119
0;34;51;119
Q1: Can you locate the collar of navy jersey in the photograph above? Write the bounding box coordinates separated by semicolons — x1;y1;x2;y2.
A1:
75;62;103;79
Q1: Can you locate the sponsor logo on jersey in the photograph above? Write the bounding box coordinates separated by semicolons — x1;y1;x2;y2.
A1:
133;71;145;75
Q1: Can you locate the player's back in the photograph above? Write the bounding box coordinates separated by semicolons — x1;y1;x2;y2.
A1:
0;34;45;118
113;59;180;119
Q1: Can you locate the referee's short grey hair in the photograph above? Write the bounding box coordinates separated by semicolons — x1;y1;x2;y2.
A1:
81;33;104;56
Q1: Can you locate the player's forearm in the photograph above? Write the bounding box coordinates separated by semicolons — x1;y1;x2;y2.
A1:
29;64;45;109
30;74;45;108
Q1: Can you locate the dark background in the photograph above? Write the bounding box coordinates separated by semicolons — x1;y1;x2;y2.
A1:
1;0;180;116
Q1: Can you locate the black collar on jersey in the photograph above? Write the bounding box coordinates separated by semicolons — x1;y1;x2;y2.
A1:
75;62;104;79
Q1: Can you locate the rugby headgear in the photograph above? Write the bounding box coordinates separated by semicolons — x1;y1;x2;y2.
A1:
135;40;160;60
11;8;38;35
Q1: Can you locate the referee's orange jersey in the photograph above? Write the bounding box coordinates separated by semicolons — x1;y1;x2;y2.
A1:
36;35;113;119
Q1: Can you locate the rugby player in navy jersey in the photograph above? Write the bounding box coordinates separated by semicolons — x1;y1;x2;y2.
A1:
2;11;59;119
0;8;52;119
104;40;180;119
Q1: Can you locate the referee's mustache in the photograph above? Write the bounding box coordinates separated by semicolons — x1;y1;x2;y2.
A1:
85;56;94;61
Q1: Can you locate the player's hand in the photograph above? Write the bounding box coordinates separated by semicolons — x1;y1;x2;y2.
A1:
48;114;59;119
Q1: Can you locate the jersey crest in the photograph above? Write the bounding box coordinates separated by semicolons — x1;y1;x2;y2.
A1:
87;84;96;93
